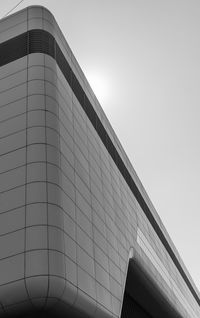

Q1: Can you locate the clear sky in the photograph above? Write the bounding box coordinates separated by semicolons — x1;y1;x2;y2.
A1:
1;0;199;291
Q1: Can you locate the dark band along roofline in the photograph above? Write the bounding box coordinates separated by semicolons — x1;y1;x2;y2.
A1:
0;29;199;306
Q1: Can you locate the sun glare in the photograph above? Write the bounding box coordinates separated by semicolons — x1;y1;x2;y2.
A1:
86;71;110;106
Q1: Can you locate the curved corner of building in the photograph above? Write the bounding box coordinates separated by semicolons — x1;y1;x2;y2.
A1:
0;4;199;318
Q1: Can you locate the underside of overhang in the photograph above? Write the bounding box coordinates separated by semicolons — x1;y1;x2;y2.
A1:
121;259;182;318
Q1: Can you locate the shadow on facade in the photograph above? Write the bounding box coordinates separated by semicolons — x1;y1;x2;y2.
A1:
120;260;182;318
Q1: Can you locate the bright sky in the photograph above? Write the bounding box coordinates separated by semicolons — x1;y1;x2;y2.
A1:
1;0;200;292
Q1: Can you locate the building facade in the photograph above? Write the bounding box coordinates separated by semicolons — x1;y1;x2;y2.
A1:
0;6;199;318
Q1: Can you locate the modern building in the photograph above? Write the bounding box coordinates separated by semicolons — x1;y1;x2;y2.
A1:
0;6;199;318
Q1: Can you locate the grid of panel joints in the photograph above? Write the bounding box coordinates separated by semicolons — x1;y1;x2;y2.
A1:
49;56;191;316
0;56;73;311
43;29;200;307
0;12;123;317
0;27;198;308
43;55;134;315
31;33;142;315
27;54;75;310
0;57;34;312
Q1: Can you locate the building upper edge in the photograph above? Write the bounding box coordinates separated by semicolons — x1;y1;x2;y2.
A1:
0;5;179;248
0;5;199;304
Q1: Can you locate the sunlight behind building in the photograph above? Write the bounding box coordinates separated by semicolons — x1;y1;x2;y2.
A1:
85;69;111;107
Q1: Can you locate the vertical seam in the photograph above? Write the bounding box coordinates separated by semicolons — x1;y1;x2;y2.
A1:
53;35;68;307
86;96;98;316
43;6;50;309
71;56;78;309
24;6;32;306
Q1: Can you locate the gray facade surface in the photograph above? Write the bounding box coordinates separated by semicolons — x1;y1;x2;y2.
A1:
0;6;199;318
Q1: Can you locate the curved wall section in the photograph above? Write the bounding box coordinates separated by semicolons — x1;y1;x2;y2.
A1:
0;6;199;318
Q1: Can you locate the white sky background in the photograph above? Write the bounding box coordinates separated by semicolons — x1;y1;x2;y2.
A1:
1;0;199;291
